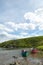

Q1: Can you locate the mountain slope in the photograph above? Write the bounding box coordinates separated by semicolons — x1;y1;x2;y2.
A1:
0;36;43;50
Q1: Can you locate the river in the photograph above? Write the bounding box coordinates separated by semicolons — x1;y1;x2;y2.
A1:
0;48;30;65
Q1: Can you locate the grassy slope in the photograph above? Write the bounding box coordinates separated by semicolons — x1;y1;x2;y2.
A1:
0;36;43;50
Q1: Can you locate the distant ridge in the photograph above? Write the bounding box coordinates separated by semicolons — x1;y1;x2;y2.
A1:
0;36;43;50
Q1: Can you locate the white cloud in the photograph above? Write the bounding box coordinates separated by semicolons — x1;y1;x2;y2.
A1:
0;8;43;42
0;31;18;39
4;27;14;32
24;8;43;24
35;8;43;13
17;23;36;30
27;23;36;30
1;22;36;42
0;31;8;36
39;24;43;30
6;22;15;27
0;24;5;30
6;22;36;30
0;32;29;42
6;22;18;31
0;23;14;32
24;8;43;31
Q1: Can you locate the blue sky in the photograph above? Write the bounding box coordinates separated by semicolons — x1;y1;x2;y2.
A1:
0;0;43;42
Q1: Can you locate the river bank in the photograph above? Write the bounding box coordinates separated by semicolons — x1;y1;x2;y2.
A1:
9;56;42;65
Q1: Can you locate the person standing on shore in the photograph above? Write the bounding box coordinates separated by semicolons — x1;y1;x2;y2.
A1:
21;50;29;65
31;48;38;58
22;50;27;59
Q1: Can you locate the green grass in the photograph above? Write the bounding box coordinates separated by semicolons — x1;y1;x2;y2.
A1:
37;46;43;51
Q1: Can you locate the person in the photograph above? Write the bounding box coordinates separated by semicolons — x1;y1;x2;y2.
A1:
31;48;38;58
21;50;28;58
30;48;42;65
21;50;29;65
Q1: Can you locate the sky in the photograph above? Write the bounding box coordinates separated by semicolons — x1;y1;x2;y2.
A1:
0;0;43;42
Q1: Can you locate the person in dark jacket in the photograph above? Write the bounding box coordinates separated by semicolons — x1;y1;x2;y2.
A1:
22;50;28;57
21;50;29;65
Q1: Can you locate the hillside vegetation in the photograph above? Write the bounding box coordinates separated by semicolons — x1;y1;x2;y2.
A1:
0;36;43;50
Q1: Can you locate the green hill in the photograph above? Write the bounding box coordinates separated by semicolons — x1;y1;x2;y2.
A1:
0;36;43;50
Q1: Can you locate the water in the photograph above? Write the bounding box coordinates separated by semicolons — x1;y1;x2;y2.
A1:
0;48;42;65
0;48;30;65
